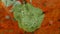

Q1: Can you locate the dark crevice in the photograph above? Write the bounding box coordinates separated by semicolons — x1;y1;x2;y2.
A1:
58;19;60;22
58;27;60;30
48;24;51;26
40;12;45;15
43;12;46;14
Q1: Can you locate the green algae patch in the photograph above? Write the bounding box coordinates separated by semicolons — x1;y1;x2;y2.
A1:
13;2;45;32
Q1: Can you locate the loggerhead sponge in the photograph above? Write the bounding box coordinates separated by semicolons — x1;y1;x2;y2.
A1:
13;1;45;32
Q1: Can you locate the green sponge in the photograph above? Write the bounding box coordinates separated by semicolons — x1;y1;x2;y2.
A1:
13;2;45;32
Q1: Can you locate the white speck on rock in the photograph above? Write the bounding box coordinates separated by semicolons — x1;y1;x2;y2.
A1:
5;15;10;19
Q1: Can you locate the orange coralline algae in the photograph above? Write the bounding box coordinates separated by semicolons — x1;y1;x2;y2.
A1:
0;1;25;34
0;0;60;34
